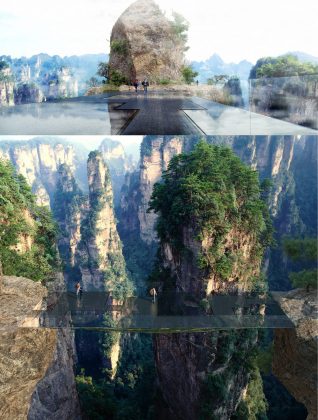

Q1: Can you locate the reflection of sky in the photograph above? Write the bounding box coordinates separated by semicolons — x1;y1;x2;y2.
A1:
1;0;318;63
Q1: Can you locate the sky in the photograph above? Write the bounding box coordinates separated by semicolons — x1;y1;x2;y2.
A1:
0;0;317;63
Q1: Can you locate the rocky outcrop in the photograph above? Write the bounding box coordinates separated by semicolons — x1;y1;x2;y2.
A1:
109;0;186;83
1;53;107;99
14;83;45;104
154;331;257;420
1;57;79;105
250;75;318;130
272;289;318;420
0;276;81;420
0;66;15;106
28;328;81;420
41;67;78;100
99;138;135;206
120;136;183;244
53;164;88;271
223;77;244;107
120;135;317;290
0;138;87;207
151;143;268;419
76;151;131;293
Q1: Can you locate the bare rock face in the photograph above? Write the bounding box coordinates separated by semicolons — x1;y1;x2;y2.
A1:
0;276;81;420
272;289;318;420
14;83;45;105
0;67;15;106
109;0;186;82
250;76;318;130
121;136;183;244
28;328;81;420
99;138;135;206
41;67;78;101
0;139;83;207
54;164;88;270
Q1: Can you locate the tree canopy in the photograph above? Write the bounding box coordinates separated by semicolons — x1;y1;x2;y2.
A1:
149;141;272;253
283;237;317;290
0;160;58;280
250;54;318;79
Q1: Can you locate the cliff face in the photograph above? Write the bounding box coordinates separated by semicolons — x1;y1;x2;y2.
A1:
53;164;88;271
223;77;244;107
154;331;257;420
151;143;268;419
120;135;317;290
0;139;87;207
98;138;135;206
28;327;81;420
109;0;186;82
120;137;183;244
0;58;79;105
41;67;78;100
77;152;130;293
250;76;318;130
0;275;81;420
0;67;15;106
272;289;317;420
14;83;45;105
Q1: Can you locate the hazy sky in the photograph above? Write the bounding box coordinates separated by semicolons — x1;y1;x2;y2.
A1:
1;0;317;63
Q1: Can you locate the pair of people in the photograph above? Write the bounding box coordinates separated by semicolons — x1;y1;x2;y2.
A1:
133;78;149;93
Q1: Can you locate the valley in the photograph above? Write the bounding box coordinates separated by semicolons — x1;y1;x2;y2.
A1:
0;135;316;419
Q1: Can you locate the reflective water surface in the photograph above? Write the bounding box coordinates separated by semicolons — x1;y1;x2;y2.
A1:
1;91;317;135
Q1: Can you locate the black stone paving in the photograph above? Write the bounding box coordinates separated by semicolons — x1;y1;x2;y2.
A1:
109;92;206;134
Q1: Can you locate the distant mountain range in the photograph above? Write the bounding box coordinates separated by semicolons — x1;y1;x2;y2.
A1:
0;53;109;94
191;54;253;83
192;51;318;83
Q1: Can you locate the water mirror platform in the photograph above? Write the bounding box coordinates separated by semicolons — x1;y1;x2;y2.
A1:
0;92;317;135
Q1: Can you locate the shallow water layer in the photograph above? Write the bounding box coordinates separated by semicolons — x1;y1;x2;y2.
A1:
1;92;317;135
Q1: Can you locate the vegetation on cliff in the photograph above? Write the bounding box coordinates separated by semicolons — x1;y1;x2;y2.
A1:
79;151;133;298
250;54;318;78
0;160;58;280
283;237;317;290
149;141;272;290
76;334;155;420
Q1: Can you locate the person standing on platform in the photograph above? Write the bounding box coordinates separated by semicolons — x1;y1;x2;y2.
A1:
149;287;157;303
142;78;149;93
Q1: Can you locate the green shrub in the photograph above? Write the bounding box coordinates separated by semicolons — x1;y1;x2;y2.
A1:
182;65;199;84
283;237;317;290
215;254;234;279
251;54;318;78
111;39;129;55
0;160;58;280
158;78;171;85
109;69;128;87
